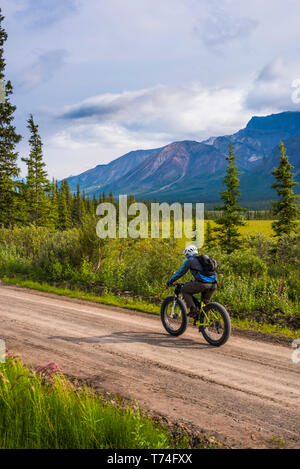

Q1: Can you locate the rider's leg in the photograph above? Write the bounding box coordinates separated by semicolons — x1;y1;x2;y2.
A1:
181;281;204;313
182;282;217;312
201;283;217;305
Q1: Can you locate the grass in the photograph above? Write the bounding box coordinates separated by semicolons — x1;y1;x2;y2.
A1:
177;220;275;250
238;220;274;237
269;435;287;449
0;354;194;449
1;277;159;314
206;220;275;238
231;317;299;340
2;276;299;340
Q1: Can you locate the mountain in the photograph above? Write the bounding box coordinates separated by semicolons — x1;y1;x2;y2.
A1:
67;147;160;193
66;111;300;207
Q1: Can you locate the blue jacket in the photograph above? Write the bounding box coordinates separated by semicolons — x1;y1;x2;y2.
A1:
169;254;217;284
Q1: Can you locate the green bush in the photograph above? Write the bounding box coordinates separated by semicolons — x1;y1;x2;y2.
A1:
226;250;268;277
246;233;274;260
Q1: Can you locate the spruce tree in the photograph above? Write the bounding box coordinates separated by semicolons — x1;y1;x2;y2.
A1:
58;180;72;230
22;114;50;226
214;143;246;253
48;179;59;229
205;221;216;249
0;10;22;226
72;184;82;225
271;142;299;237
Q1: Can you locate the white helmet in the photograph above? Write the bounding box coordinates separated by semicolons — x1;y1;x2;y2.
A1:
183;245;198;257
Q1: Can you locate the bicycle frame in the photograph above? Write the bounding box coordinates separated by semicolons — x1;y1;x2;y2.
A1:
194;302;214;327
173;283;218;327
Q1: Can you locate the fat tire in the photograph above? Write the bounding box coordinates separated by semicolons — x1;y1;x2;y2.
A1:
199;302;231;346
161;296;188;336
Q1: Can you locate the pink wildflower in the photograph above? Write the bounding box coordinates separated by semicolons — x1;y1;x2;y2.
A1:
36;362;63;375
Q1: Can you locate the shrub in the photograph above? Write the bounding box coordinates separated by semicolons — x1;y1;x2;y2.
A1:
225;250;268;277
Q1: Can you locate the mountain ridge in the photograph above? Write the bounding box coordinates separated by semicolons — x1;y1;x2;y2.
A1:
66;111;300;207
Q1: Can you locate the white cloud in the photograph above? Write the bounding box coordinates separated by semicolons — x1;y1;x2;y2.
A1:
245;57;300;112
46;122;171;178
43;82;252;178
59;83;248;138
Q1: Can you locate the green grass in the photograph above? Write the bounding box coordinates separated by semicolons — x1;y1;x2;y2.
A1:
238;220;274;237
1;277;159;314
231;317;299;340
177;220;275;250
2;277;299;340
206;219;275;237
0;355;192;449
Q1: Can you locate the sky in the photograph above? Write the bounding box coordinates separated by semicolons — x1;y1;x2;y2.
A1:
2;0;300;179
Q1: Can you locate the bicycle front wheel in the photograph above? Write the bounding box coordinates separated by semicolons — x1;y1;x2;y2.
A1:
161;296;187;336
199;302;231;346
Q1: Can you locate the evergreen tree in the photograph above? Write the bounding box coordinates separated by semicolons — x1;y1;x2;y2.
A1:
57;180;72;230
14;179;29;225
48;179;59;229
92;193;97;213
85;195;93;216
72;184;82;225
214;143;246;253
22;114;50;226
271;142;299;237
0;10;22;226
205;221;216;249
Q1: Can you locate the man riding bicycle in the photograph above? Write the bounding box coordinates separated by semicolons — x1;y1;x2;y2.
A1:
167;245;217;317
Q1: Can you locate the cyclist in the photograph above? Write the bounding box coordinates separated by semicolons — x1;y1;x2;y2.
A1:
167;245;217;317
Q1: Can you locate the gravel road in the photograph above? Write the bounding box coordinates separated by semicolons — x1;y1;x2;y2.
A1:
0;283;299;448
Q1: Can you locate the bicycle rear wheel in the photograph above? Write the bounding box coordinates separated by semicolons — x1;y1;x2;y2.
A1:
199;302;231;346
161;296;187;336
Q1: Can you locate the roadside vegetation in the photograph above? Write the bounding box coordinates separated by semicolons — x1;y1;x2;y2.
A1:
0;354;197;449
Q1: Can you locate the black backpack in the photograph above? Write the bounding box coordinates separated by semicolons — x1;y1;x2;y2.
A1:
197;254;218;275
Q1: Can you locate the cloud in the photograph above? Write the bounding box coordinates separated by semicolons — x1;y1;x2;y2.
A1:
43;82;253;178
244;58;300;111
17;49;69;91
48;56;300;178
59;83;247;138
15;0;78;28
46;122;172;178
194;0;258;49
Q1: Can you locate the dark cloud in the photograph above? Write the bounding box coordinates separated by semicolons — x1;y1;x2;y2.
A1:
61;103;121;120
59;88;158;122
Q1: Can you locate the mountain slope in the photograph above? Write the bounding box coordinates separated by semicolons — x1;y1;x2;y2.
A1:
67;147;162;193
101;141;227;197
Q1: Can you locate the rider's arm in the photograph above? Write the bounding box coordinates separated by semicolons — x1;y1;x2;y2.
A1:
168;259;190;284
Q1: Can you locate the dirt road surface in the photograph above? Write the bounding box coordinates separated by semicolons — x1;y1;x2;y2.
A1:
0;283;299;448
